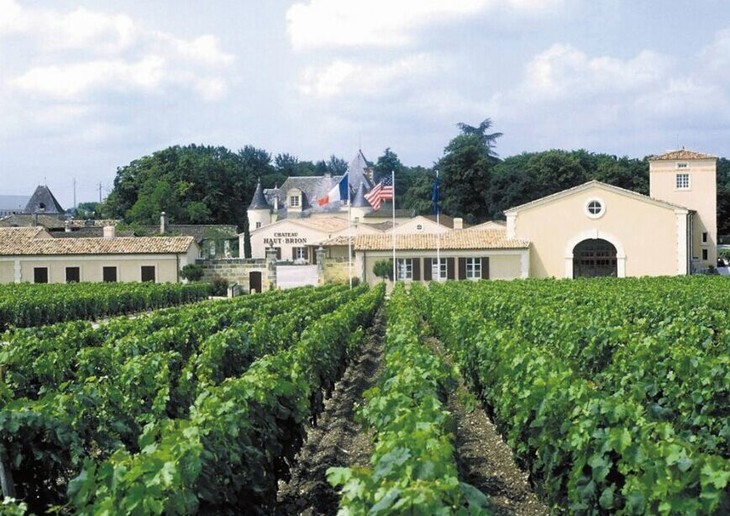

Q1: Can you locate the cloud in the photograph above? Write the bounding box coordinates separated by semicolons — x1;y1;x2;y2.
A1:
286;0;565;50
488;38;730;155
1;1;234;103
298;54;442;98
522;44;672;102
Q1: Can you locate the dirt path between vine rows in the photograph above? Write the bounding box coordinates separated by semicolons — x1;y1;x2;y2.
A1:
426;336;550;516
276;314;548;515
275;309;386;515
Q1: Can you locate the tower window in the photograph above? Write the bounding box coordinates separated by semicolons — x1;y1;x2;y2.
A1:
675;173;690;189
702;232;708;243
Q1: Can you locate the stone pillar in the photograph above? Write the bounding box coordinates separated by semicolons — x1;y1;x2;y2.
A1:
316;246;326;284
266;247;278;289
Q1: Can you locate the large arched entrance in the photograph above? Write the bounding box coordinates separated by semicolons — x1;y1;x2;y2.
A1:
573;239;617;278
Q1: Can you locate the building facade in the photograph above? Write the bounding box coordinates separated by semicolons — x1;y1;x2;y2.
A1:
0;227;199;284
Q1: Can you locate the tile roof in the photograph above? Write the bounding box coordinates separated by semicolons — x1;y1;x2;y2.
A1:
649;149;715;160
0;227;48;247
0;227;195;256
319;235;353;246
353;230;529;251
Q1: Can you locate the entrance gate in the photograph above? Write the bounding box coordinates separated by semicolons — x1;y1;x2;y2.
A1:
573;239;617;278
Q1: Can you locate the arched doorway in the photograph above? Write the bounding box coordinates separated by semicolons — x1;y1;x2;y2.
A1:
573;239;617;278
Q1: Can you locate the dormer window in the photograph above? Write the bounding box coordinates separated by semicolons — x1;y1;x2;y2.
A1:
289;195;300;207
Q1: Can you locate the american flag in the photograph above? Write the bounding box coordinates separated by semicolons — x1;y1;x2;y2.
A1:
364;176;394;210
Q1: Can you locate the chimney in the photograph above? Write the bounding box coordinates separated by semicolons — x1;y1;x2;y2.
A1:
453;217;463;230
273;195;279;211
103;226;115;238
160;212;168;234
64;220;72;233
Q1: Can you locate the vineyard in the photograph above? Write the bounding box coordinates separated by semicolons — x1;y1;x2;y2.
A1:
0;282;210;331
1;276;730;514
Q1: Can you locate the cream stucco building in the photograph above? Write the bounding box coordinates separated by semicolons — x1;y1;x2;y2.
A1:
505;149;717;278
0;227;199;284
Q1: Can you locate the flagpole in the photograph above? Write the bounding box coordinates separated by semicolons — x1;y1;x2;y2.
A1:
391;170;396;284
436;169;440;281
348;179;352;289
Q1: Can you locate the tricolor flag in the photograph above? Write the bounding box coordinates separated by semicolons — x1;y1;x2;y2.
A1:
365;176;393;211
317;173;349;206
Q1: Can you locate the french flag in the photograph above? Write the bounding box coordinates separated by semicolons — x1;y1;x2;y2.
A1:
317;174;349;206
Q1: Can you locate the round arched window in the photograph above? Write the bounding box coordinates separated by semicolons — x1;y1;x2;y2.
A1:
585;198;605;219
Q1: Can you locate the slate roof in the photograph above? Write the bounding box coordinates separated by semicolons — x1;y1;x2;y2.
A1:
649;149;716;161
24;185;65;214
0;227;195;256
258;151;374;218
0;213;68;229
249;181;270;210
351;182;371;208
274;175;344;212
353;230;529;251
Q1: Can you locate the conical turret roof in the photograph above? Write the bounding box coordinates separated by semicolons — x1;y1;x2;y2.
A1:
352;182;370;208
248;180;270;210
24;185;64;215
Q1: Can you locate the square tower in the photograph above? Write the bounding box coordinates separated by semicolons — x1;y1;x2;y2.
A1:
649;149;717;270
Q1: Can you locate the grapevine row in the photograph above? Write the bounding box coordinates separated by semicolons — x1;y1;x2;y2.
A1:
0;282;210;330
68;283;384;514
425;277;730;514
0;283;364;513
328;283;490;513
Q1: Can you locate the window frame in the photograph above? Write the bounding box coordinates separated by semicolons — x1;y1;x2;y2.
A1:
141;265;156;283
102;266;118;283
396;258;413;280
293;247;308;261
65;266;80;283
289;195;300;208
465;258;481;280
675;173;690;190
584;197;606;219
33;267;49;284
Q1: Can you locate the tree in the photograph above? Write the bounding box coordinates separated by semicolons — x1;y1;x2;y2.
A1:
438;119;503;222
73;202;101;219
717;158;730;236
456;118;503;156
180;264;204;282
373;259;393;281
401;167;437;215
103;144;258;231
326;155;348;175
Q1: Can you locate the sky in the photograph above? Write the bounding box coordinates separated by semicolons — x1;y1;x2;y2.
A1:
1;0;729;208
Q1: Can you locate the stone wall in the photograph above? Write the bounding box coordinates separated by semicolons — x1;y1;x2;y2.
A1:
197;258;267;291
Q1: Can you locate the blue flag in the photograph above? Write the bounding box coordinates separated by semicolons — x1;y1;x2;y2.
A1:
431;176;440;215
